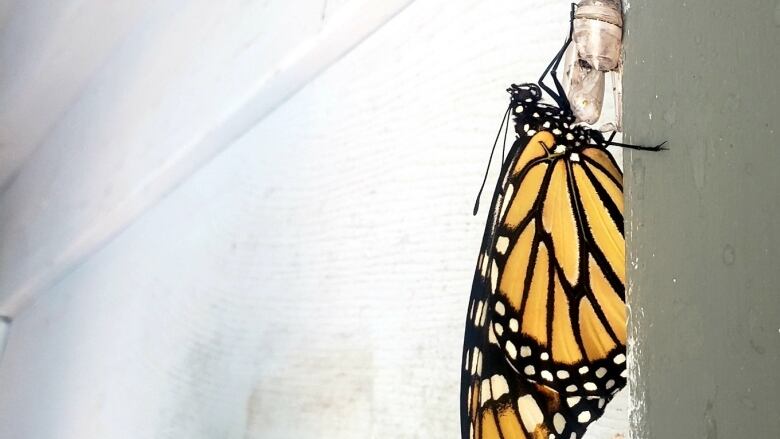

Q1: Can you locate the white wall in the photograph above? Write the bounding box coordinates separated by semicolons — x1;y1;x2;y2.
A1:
0;0;626;437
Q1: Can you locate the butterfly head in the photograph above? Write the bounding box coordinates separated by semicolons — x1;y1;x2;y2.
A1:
508;83;542;107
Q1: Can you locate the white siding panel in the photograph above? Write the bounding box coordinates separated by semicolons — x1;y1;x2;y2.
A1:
0;0;412;315
0;0;157;184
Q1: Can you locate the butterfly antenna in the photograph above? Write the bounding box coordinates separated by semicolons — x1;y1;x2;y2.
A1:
501;100;510;161
473;104;512;216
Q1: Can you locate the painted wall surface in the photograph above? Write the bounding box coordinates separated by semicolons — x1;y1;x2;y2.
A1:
0;0;629;438
0;0;413;316
624;0;780;437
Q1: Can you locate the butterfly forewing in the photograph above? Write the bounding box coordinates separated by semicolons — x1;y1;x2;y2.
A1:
461;83;628;439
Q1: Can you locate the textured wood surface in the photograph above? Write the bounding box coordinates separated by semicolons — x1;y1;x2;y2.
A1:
0;0;627;437
624;0;780;437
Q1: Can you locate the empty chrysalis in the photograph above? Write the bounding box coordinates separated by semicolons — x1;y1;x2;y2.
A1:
564;0;625;129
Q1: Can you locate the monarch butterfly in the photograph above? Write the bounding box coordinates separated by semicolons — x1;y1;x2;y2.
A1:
460;9;663;439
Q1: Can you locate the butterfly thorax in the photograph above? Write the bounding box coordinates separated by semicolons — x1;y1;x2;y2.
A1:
508;83;601;157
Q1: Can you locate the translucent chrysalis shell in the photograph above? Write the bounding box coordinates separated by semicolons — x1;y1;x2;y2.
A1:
564;50;606;125
565;0;624;126
573;0;623;72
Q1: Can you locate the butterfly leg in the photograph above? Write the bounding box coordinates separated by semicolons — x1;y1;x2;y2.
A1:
540;140;567;160
604;139;668;151
592;130;667;151
539;3;577;113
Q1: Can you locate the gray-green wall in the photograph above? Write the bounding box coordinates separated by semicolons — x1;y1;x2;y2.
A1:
624;1;780;437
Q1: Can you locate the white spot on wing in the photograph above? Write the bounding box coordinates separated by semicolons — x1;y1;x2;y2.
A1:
491;260;499;293
584;382;597;391
541;370;553;381
577;411;591;423
595;367;607;378
496;236;510;255
488;325;498;345
553;413;566;433
480;254;490;277
614;353;626;364
520;346;532;357
557;370;570;379
524;365;535;375
470;348;481;374
490;374;510;399
509;318;519;332
494;301;506;316
474;301;484;326
567;396;581;406
480;379;492;405
500;185;514;220
506;340;517;359
517;395;545;432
